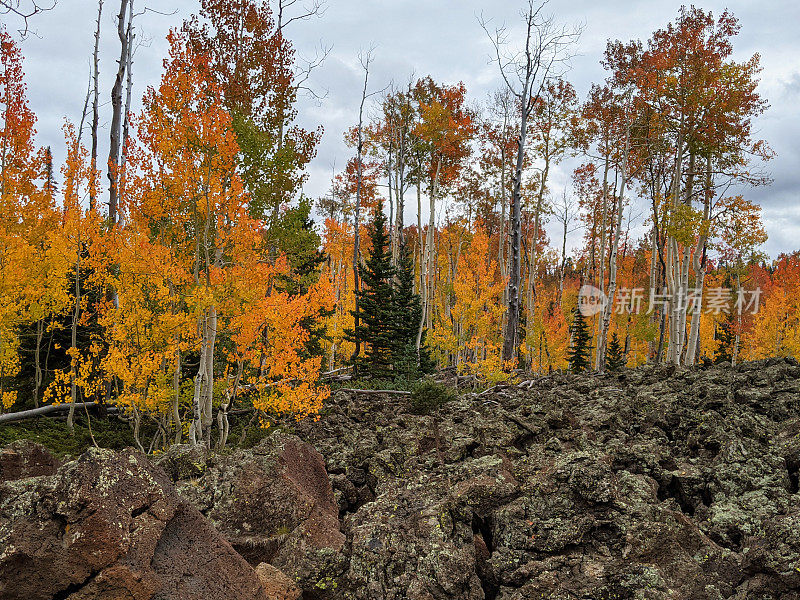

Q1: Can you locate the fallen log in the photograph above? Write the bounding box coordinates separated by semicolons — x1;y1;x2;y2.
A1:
0;402;102;425
336;388;411;396
321;366;353;379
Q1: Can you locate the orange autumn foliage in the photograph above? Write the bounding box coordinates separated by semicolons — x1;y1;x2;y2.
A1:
108;31;329;435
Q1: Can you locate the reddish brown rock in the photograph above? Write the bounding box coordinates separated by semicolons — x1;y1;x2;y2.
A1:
0;447;288;600
255;563;301;600
177;433;346;591
0;441;60;482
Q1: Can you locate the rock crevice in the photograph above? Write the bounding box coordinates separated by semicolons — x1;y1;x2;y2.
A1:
4;358;800;600
289;358;800;599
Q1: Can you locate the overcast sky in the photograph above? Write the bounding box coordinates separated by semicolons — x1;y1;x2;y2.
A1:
7;0;799;258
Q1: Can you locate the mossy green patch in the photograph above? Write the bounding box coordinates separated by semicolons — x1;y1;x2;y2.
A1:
0;415;142;458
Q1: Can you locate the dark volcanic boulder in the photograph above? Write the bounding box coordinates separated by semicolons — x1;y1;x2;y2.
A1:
738;508;800;599
0;441;60;481
290;359;800;599
176;433;346;592
0;447;280;600
343;452;517;600
155;443;209;482
5;358;800;600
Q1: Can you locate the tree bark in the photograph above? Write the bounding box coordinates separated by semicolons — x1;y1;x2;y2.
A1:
596;123;630;372
666;129;684;364
684;155;711;365
107;0;131;225
33;319;44;408
387;134;395;261
66;250;81;433
173;345;182;444
89;0;103;212
350;53;372;366
416;180;424;307
526;157;549;352
424;157;441;331
395;126;406;248
0;402;115;425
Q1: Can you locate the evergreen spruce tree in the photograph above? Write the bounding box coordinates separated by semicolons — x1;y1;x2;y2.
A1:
391;240;434;379
567;307;592;373
605;331;626;371
714;315;735;364
714;273;735;364
391;240;420;378
346;200;395;378
417;329;437;375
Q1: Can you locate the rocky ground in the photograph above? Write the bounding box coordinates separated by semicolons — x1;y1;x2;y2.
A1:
2;358;800;599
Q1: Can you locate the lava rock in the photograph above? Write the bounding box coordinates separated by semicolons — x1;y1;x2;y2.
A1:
0;447;283;600
0;441;60;482
292;359;800;599
176;433;346;593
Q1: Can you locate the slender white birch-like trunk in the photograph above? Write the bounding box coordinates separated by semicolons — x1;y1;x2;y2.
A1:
596;124;629;371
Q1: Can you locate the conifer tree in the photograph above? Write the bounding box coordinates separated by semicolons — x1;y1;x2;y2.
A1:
605;331;626;372
714;315;735;364
567;307;592;373
391;239;434;379
346;200;395;378
417;329;437;375
714;274;735;364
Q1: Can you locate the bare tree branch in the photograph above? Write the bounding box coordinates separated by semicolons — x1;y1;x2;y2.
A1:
478;1;581;363
135;5;176;17
272;0;331;100
276;0;327;32
479;0;580;109
0;0;56;38
295;40;332;101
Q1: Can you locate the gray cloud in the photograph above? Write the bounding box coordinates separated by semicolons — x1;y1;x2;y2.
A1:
8;0;800;257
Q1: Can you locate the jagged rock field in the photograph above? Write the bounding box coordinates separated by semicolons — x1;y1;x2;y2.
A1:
2;358;800;599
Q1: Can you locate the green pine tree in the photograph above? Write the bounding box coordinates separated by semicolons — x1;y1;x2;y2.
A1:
714;315;735;364
417;329;437;375
714;273;735;364
346;200;396;379
391;239;434;379
605;331;627;371
567;307;592;373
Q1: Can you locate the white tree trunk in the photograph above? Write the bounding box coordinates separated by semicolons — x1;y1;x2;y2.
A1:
596;125;629;371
